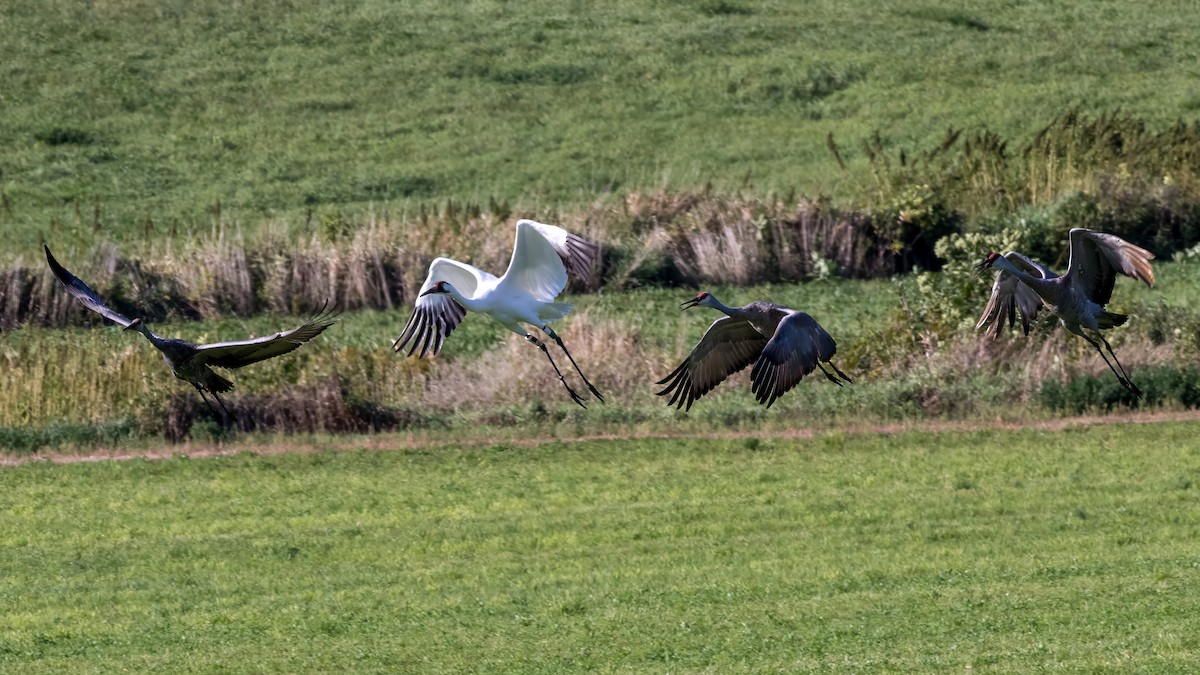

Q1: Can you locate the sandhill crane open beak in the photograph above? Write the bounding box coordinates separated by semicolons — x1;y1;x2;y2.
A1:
680;297;701;310
975;253;999;275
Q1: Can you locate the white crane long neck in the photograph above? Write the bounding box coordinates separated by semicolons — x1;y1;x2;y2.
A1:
441;286;480;311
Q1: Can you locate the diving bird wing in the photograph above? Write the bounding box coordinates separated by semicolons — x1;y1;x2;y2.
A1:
499;219;598;302
195;304;338;369
1065;228;1155;304
976;252;1051;337
656;316;768;411
749;311;835;408
393;257;491;358
44;244;135;328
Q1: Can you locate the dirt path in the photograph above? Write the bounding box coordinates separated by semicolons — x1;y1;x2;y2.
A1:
6;409;1200;468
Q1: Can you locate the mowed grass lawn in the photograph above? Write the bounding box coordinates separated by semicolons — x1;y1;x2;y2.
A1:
3;423;1200;672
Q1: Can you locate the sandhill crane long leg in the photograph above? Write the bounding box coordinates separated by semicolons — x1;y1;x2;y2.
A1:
829;361;852;383
1074;329;1141;397
526;335;588;408
193;384;221;418
542;325;604;402
1096;332;1136;384
211;390;234;423
816;362;847;386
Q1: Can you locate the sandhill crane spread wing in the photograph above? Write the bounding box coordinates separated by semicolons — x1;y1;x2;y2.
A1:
656;317;769;411
195;306;339;369
750;311;840;408
976;252;1053;337
45;244;336;421
978;228;1155;396
1065;228;1155;303
392;219;603;407
500;219;598;301
658;292;851;411
392;257;490;358
44;245;134;328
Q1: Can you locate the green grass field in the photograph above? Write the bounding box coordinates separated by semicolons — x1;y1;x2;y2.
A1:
4;0;1200;248
3;422;1200;672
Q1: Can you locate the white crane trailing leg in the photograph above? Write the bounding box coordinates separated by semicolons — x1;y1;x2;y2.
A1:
657;292;851;411
393;219;603;408
976;227;1155;397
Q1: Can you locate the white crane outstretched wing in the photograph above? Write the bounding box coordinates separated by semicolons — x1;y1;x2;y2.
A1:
499;219;598;302
1065;228;1155;304
44;245;135;328
393;257;492;358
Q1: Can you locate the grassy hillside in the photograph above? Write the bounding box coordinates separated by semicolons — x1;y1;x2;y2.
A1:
3;0;1200;247
4;425;1200;672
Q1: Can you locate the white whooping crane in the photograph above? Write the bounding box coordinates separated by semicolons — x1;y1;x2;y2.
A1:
393;219;603;407
977;227;1155;396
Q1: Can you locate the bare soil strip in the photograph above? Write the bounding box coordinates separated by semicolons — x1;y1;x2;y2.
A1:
5;409;1200;468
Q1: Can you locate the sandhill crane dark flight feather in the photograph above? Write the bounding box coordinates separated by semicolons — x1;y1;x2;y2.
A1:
45;245;338;419
977;227;1155;396
657;292;851;411
392;219;603;407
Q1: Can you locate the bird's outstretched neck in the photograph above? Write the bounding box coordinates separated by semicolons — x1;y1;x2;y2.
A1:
993;256;1038;285
440;284;480;312
125;320;164;347
706;295;741;317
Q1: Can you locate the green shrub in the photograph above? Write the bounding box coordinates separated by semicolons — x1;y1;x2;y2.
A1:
1038;365;1200;414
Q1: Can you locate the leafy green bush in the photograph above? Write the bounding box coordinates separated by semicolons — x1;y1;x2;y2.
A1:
1038;365;1200;414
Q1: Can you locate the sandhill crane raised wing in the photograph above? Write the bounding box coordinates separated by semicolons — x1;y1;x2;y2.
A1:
657;292;851;411
977;227;1155;396
45;245;337;419
392;219;602;407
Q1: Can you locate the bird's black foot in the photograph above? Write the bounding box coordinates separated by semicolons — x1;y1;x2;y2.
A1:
560;378;588;408
1122;378;1143;399
584;381;605;403
818;363;847;387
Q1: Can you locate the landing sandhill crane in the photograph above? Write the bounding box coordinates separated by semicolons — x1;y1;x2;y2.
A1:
657;292;851;410
977;227;1155;396
45;245;337;419
393;219;603;407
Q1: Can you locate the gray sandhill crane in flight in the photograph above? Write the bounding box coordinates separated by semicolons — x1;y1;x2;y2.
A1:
45;245;338;419
977;227;1155;397
393;218;603;408
657;292;851;411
